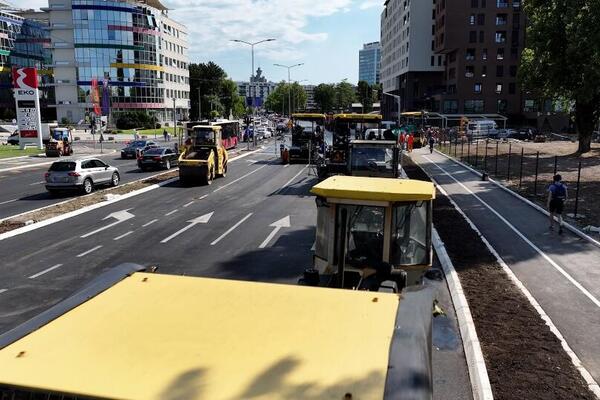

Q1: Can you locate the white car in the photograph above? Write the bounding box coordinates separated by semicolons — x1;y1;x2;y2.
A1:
263;128;273;139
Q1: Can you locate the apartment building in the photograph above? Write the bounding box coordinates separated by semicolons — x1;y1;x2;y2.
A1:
358;41;381;85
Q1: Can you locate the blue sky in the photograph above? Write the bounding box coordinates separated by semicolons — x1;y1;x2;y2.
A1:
27;0;383;84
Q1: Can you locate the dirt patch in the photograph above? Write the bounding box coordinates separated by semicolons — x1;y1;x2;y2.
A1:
437;140;600;230
3;171;178;230
404;157;596;400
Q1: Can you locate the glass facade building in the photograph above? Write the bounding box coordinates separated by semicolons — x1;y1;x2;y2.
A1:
358;42;381;85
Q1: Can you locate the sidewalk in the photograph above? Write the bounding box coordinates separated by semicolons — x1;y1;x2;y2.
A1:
410;147;600;387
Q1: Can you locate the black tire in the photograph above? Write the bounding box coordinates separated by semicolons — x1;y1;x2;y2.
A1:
140;166;148;172
111;172;120;187
47;189;59;197
82;178;93;194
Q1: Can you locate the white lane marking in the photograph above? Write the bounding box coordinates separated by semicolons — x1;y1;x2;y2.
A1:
114;231;134;241
284;164;290;168
0;289;8;295
183;201;194;208
423;155;600;309
29;180;46;186
81;210;135;238
278;165;308;193
161;212;214;244
211;213;253;246
259;216;291;249
76;245;103;258
311;241;316;251
198;195;208;200
0;198;18;206
213;164;269;193
142;219;158;227
28;264;63;279
165;209;178;216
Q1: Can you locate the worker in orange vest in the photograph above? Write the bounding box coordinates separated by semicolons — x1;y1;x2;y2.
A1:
408;133;414;153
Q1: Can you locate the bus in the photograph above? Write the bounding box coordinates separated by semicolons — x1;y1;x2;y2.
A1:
211;119;240;149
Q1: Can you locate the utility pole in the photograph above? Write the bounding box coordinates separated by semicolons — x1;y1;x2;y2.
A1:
274;63;304;117
172;97;176;142
197;87;201;120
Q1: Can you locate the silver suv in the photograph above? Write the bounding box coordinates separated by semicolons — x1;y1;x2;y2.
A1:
45;158;120;195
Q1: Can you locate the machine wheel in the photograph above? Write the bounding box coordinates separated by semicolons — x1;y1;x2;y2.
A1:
165;159;171;170
217;162;227;178
111;172;120;187
47;189;59;197
82;178;93;194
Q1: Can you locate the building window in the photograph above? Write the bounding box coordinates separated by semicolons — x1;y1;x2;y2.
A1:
497;0;508;7
469;14;476;25
510;65;517;77
482;48;488;60
466;65;475;77
471;0;478;7
509;82;516;94
524;99;537;112
496;65;504;77
431;56;435;66
497;48;504;60
482;65;487;77
443;100;458;113
447;84;457;94
479;31;485;43
477;14;485;25
495;83;503;93
474;83;482;93
466;48;476;60
497;99;508;113
495;31;507;43
469;31;477;43
464;100;485;113
449;67;456;79
496;14;507;25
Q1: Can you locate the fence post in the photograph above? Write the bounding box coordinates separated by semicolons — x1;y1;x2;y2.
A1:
553;155;558;176
533;151;540;196
475;140;479;168
484;139;489;171
574;161;582;218
455;138;458;158
519;148;524;189
507;142;512;181
461;140;464;161
467;140;471;164
494;141;499;176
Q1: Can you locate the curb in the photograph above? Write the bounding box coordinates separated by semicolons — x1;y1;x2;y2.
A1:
434;149;600;248
433;227;494;400
0;147;266;241
429;167;600;399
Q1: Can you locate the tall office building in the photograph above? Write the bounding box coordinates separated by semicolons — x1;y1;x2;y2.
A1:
236;68;277;109
433;0;525;119
380;0;444;121
358;42;381;85
46;0;189;124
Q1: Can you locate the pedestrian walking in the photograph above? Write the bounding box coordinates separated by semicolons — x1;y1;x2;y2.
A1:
548;174;568;234
408;134;414;153
163;129;168;142
428;136;435;154
133;128;139;140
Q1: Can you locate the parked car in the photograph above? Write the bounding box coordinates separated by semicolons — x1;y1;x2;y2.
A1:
121;140;157;159
45;158;120;195
510;128;535;141
7;132;19;145
495;129;518;139
466;120;497;139
138;147;179;171
263;128;273;139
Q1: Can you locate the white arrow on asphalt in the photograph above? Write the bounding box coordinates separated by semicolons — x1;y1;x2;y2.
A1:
161;212;214;244
259;216;291;249
81;210;135;238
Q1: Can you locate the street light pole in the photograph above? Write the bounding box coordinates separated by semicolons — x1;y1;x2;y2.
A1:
197;87;201;120
383;92;402;126
274;63;304;117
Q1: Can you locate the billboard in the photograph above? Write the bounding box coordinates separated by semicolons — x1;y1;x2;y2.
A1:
12;67;43;149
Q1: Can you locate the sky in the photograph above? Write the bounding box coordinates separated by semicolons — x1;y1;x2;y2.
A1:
25;0;383;85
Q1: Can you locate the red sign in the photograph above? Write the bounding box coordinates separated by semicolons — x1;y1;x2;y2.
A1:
91;78;101;116
12;67;38;89
20;130;38;138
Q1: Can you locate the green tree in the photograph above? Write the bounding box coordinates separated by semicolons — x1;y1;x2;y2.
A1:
189;61;227;120
520;0;600;153
313;83;336;113
335;81;356;112
357;80;373;113
265;82;307;115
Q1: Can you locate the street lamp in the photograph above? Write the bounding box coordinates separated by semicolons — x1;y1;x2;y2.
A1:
230;38;276;110
383;92;402;126
274;63;304;117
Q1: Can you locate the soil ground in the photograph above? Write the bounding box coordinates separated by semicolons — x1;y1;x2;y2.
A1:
437;140;600;230
404;157;596;400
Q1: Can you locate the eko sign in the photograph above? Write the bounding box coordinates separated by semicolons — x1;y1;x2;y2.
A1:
12;67;43;149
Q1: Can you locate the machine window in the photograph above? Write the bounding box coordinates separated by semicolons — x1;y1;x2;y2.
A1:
340;205;385;268
351;147;394;173
390;202;429;266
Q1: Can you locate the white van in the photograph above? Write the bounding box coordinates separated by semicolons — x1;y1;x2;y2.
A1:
467;120;497;138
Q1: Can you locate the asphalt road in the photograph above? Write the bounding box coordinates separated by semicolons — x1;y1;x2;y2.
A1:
413;148;600;385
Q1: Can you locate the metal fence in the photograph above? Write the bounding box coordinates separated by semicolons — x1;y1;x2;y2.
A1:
437;136;586;219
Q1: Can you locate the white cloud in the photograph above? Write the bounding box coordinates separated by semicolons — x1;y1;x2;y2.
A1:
359;0;382;10
19;0;48;10
164;0;353;63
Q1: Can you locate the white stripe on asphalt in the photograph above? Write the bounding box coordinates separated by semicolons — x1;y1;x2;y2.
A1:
29;181;45;186
0;198;18;206
76;245;103;258
284;164;290;168
114;231;134;241
165;209;178;216
29;264;63;279
142;219;158;227
211;213;253;246
0;289;7;295
213;164;269;193
278;165;308;193
423;155;600;309
183;201;194;208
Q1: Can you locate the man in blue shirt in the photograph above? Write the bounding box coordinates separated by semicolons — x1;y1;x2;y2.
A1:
548;174;568;235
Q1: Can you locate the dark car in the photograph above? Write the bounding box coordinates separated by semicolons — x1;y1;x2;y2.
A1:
121;140;157;159
510;128;536;141
137;147;179;171
7;132;19;145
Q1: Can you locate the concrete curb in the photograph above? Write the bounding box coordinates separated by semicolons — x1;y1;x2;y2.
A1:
0;147;266;241
429;167;600;399
0;150;118;173
434;149;600;248
433;227;494;400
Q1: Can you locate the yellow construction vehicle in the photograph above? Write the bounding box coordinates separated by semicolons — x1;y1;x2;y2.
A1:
44;127;73;157
178;125;228;186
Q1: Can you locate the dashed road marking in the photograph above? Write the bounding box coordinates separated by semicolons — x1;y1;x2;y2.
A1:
165;209;178;216
29;264;63;279
0;289;7;295
213;164;269;193
29;181;45;186
0;198;18;206
183;201;194;208
76;245;103;258
114;231;134;241
142;219;158;227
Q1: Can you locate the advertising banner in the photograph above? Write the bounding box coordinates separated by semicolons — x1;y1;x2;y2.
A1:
12;67;43;149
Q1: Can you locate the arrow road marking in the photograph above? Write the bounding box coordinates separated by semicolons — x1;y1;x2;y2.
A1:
161;212;214;244
29;264;63;279
211;213;253;246
81;210;135;238
259;216;291;249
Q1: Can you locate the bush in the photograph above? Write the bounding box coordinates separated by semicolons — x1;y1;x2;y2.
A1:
115;111;156;130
